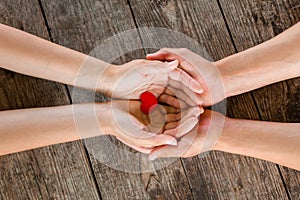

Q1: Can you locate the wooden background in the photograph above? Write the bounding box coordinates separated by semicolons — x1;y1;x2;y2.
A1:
0;0;299;199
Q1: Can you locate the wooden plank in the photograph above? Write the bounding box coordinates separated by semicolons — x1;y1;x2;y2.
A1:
219;0;300;198
40;0;194;199
129;0;289;199
0;1;100;199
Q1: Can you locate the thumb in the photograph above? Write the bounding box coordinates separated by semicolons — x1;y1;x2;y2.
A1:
146;60;178;74
136;130;178;147
148;144;185;160
164;117;198;138
116;136;153;154
146;50;178;61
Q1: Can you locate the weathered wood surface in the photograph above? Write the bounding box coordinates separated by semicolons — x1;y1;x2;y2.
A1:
40;0;194;199
219;0;300;199
0;0;100;199
0;0;298;199
129;0;293;199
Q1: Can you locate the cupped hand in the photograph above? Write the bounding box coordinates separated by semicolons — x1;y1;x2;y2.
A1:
101;59;203;108
103;99;203;154
102;100;179;154
147;48;226;107
148;110;227;160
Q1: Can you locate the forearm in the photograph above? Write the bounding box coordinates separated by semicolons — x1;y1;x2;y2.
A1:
0;24;114;93
0;103;110;156
216;22;300;97
215;118;300;170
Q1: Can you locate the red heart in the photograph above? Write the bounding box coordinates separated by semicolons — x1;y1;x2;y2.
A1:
140;92;158;114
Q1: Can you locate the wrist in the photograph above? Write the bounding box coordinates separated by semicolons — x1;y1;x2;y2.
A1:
214;57;238;98
94;102;115;136
212;116;233;152
97;63;119;97
71;56;118;95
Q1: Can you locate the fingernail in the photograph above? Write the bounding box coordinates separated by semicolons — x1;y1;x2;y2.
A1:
195;88;204;94
166;139;177;146
200;108;205;114
167;60;178;67
148;154;158;161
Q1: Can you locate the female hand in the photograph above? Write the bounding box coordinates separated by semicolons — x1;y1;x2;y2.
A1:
147;48;227;107
101;59;203;108
103;100;203;154
100;100;179;154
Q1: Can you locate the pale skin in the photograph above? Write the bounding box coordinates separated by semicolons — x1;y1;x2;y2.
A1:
0;23;201;155
149;110;300;171
0;21;299;170
147;22;300;107
0;101;188;156
0;23;202;102
148;22;300;170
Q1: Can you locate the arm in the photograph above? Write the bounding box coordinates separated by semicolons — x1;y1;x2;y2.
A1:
0;101;179;156
215;118;300;170
0;104;107;155
0;23;112;93
216;22;300;97
149;110;300;171
147;22;300;106
0;23;201;101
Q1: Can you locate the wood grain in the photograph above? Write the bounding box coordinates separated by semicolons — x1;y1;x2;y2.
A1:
0;0;100;199
219;0;300;199
40;0;194;199
2;0;298;199
129;0;289;199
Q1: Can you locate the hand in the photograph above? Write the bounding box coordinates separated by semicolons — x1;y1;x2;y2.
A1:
102;100;203;154
147;48;226;107
148;110;227;160
100;100;180;154
101;59;203;108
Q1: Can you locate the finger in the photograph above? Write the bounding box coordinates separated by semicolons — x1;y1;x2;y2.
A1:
116;136;153;154
148;142;189;160
147;86;165;98
179;58;209;78
169;68;203;94
149;124;199;160
147;107;165;134
159;105;180;114
158;93;187;109
146;50;177;61
114;110;175;147
142;60;178;74
147;48;195;63
166;86;197;106
164;117;198;138
175;118;199;138
134;130;178;147
168;79;203;106
147;48;205;79
164;121;179;130
178;106;202;122
165;113;178;123
164;87;175;96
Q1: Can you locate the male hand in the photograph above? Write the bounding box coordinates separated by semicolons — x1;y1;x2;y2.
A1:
147;48;226;107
